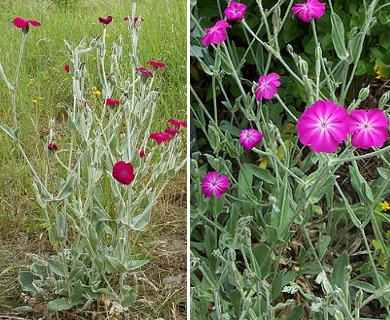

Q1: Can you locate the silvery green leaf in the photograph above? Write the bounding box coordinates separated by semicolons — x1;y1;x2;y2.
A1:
130;206;152;231
56;174;75;201
331;12;349;60
105;255;127;274
127;259;149;271
18;271;39;292
47;298;73;311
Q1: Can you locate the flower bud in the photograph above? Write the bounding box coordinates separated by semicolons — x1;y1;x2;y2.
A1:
379;92;390;109
358;86;370;101
298;57;309;76
354;289;363;310
212;249;222;258
227;248;236;262
90;36;100;48
123;80;131;93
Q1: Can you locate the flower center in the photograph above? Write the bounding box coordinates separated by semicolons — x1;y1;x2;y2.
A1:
319;119;329;129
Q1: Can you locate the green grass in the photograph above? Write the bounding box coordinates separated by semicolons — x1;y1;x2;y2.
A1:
0;0;186;318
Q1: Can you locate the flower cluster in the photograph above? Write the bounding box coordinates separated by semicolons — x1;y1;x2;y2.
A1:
112;118;186;186
150;118;187;144
201;0;327;46
201;1;246;46
296;100;389;153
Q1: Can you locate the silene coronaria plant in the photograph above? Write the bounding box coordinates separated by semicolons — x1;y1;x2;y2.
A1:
0;1;185;316
191;0;390;319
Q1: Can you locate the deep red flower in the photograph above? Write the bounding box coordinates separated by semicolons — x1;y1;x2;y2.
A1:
168;118;187;128
98;16;113;25
112;161;135;185
150;132;171;144
124;16;144;23
139;149;145;158
47;143;59;151
105;98;120;106
12;17;41;33
12;17;41;28
136;67;153;78
164;127;180;136
64;64;70;73
147;60;166;69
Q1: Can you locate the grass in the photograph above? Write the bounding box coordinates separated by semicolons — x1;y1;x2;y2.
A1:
0;0;186;318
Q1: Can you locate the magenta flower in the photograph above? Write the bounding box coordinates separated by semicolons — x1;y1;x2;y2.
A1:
291;0;326;23
12;17;41;33
147;60;166;69
150;132;171;144
112;161;135;185
201;20;232;46
202;172;229;198
12;17;41;28
64;64;70;73
240;129;264;150
296;100;349;153
348;109;389;149
164;127;180;136
224;1;247;21
136;67;153;78
47;143;59;152
105;98;120;106
168;118;187;128
99;16;113;25
255;72;281;101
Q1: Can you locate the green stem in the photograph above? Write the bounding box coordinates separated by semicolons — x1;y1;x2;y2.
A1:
12;32;27;128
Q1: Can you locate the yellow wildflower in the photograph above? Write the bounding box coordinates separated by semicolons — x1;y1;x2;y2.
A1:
28;79;34;86
32;99;38;104
92;89;102;96
381;201;390;211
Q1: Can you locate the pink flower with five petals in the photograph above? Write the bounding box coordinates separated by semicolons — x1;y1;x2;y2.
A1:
201;20;232;46
224;1;247;21
112;161;135;185
255;73;281;101
348;109;389;149
239;129;264;150
202;172;229;198
291;0;326;23
296;100;349;153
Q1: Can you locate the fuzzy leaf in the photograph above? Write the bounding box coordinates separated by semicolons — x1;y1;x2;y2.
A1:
331;12;349;60
18;271;39;292
105;256;127;274
47;298;73;311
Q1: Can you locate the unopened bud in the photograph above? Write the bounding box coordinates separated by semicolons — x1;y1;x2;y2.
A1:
123;80;131;93
298;57;309;76
358;86;370;101
227;248;236;262
379;92;390;109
